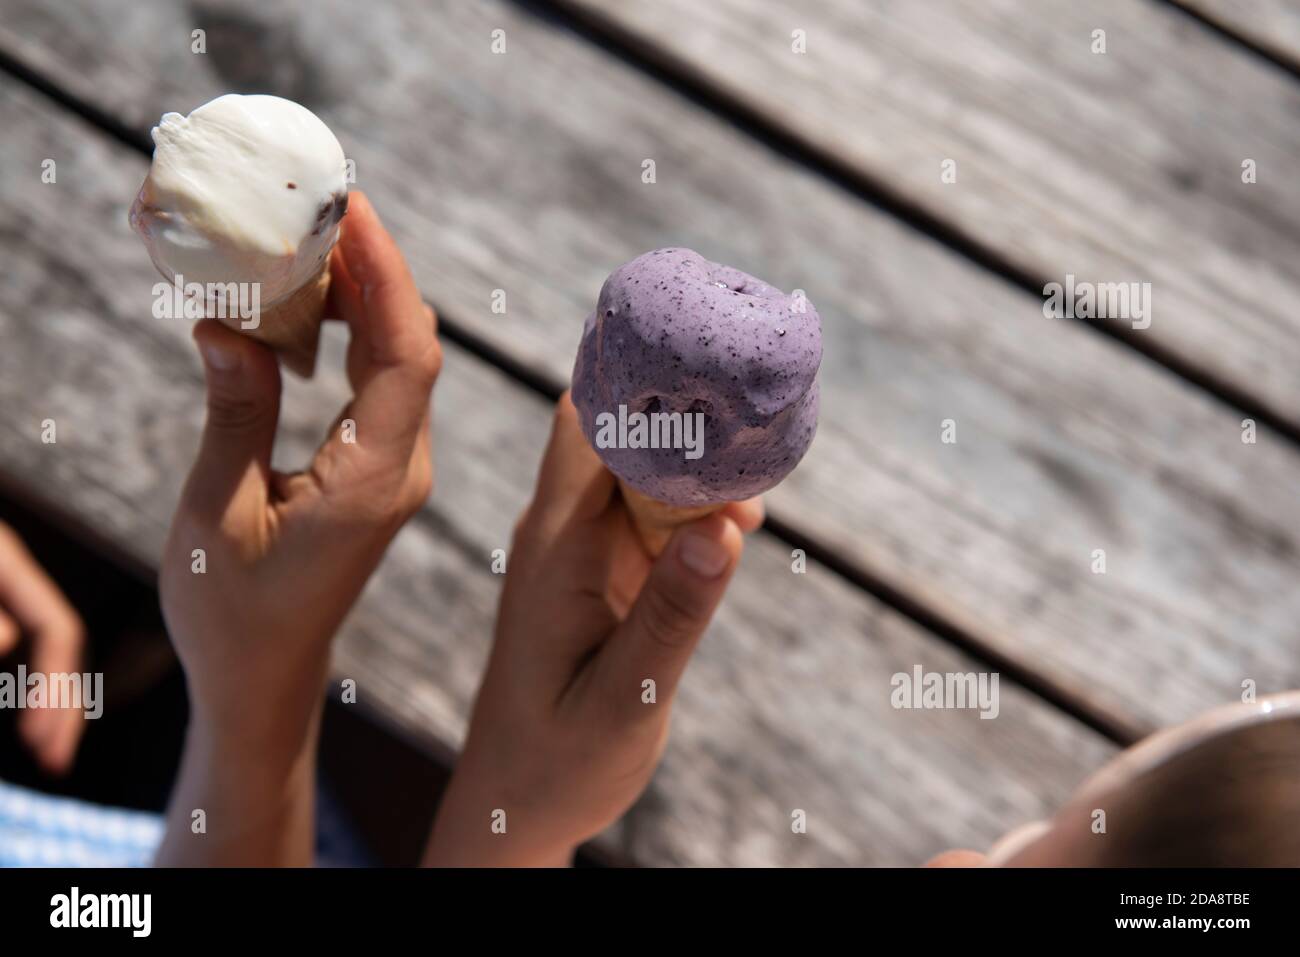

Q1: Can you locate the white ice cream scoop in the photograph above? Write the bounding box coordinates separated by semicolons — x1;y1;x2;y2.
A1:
130;94;349;375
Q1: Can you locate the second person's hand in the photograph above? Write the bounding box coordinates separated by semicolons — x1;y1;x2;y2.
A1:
425;394;762;866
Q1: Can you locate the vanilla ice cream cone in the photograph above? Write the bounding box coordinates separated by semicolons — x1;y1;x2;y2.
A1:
618;480;724;557
130;94;349;379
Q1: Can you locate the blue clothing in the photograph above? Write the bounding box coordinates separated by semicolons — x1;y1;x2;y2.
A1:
0;778;372;867
0;779;162;867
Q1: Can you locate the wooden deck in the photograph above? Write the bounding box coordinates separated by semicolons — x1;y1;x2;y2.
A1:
0;0;1296;865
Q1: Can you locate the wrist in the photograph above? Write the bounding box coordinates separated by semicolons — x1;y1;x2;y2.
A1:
156;696;322;867
187;695;322;772
183;657;329;759
424;763;577;867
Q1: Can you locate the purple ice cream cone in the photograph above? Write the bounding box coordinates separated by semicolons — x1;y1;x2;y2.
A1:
571;248;821;507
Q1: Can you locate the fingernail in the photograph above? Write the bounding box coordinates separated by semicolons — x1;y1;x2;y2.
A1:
198;338;240;372
678;532;730;578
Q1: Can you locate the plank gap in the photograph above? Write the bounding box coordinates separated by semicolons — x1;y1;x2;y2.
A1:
0;41;151;153
1161;0;1300;82
764;513;1139;747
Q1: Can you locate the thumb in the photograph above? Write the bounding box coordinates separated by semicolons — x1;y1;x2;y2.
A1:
184;320;282;523
0;607;19;656
603;513;743;707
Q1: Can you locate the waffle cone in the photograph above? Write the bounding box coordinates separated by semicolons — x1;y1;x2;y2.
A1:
618;480;724;557
214;261;330;378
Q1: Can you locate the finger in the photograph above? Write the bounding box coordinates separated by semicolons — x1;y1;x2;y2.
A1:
25;708;84;776
0;526;82;648
0;527;87;774
0;608;19;657
599;512;743;710
721;496;764;534
330;237;420;401
21;614;86;776
527;393;615;536
336;192;432;360
184;319;282;526
328;192;441;456
325;242;363;330
27;611;83;688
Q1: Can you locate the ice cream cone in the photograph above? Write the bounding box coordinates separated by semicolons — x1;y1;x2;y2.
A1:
215;260;330;378
129;94;349;382
571;249;821;551
618;479;724;557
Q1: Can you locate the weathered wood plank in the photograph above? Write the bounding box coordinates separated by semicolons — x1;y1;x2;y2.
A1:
0;77;1115;866
555;0;1300;433
2;0;1298;736
1173;0;1300;69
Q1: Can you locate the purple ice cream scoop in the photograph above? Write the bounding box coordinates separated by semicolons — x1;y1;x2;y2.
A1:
571;248;821;507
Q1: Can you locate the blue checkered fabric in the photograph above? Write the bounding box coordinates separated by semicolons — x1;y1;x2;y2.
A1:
0;779;162;867
0;778;373;867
